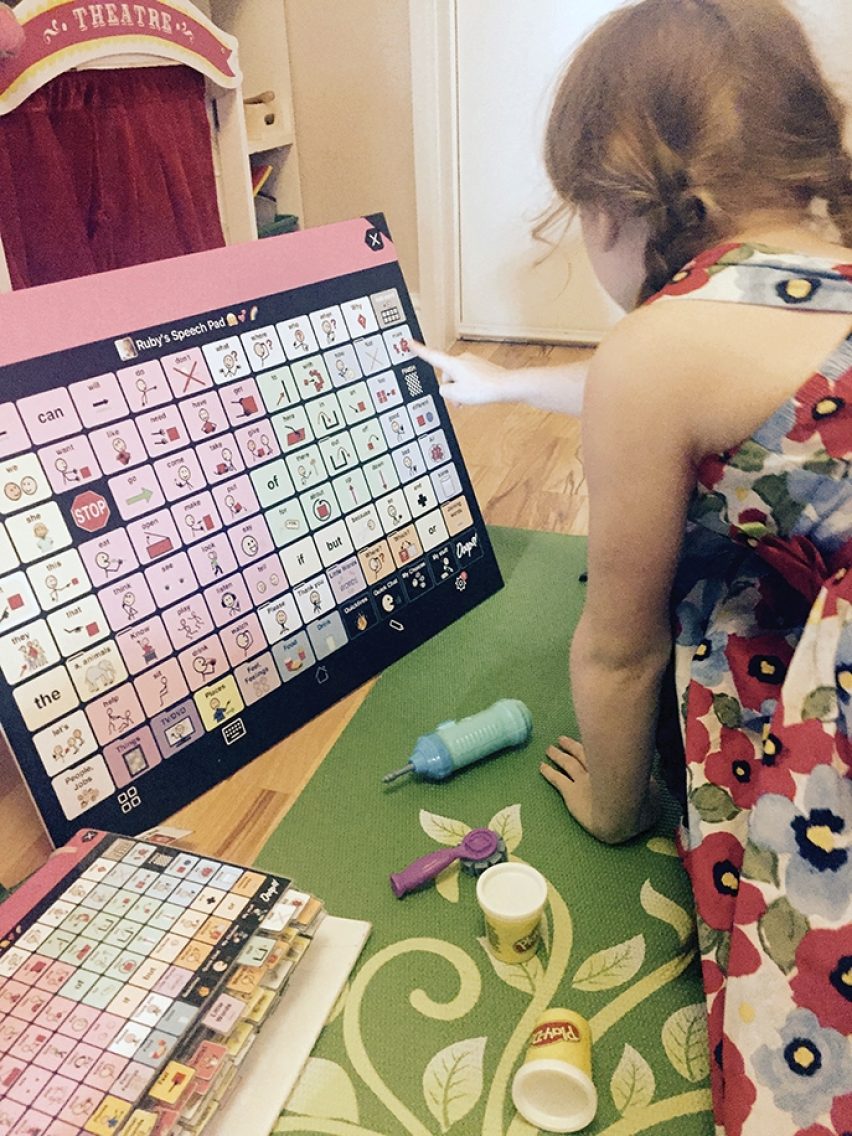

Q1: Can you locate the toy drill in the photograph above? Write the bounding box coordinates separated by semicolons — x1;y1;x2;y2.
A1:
390;828;507;898
381;698;532;784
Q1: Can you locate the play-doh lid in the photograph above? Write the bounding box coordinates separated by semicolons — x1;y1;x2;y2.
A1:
511;1058;598;1133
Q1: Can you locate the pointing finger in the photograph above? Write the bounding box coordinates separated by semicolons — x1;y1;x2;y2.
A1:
410;340;453;372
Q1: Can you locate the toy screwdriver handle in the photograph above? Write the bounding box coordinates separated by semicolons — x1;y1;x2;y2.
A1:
389;846;461;898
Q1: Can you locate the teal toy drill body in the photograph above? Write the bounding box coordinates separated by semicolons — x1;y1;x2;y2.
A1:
382;698;532;783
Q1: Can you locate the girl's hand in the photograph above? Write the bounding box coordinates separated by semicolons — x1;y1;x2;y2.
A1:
540;736;662;844
411;341;512;406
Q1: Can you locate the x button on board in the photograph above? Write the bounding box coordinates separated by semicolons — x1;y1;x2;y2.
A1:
365;227;384;252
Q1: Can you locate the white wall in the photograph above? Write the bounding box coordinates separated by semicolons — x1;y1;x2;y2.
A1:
789;0;852;148
284;1;420;292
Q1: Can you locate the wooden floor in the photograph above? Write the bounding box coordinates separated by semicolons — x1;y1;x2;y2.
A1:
0;341;590;888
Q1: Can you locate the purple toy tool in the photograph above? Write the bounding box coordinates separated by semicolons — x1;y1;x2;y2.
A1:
390;828;507;898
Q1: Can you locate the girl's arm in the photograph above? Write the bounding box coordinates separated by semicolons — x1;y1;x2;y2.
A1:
540;308;697;843
412;342;589;416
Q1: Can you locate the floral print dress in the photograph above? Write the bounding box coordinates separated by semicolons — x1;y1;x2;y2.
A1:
656;246;852;1135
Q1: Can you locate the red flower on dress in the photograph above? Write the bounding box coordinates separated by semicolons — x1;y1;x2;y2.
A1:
705;728;762;809
683;830;743;931
745;714;834;800
735;879;768;925
684;716;711;768
702;957;725;994
791;925;852;1034
652;243;745;300
696;453;727;491
788;370;852;457
727;632;792;712
766;719;836;792
722;1031;758;1136
707;992;726;1127
738;508;769;527
727;924;762;978
794;1126;834;1136
657;268;713;297
684;680;713;764
699;883;763;987
689;680;715;720
831;1092;852;1135
754;762;797;802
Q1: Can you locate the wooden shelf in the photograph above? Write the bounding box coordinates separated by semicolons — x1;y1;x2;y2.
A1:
205;0;303;233
247;133;295;155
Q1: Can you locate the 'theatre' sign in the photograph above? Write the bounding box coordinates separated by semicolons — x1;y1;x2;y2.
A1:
0;0;241;116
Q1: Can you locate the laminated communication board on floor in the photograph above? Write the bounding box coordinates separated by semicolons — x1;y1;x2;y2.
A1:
0;215;503;845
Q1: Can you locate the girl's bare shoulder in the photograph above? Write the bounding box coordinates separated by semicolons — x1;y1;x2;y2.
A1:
590;295;852;457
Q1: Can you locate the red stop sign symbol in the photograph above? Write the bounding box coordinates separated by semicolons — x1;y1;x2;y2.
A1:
71;491;110;532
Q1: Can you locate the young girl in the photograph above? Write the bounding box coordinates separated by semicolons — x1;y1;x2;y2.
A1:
416;1;852;1131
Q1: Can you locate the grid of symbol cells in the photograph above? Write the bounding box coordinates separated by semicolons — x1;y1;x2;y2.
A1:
0;286;473;825
0;836;322;1136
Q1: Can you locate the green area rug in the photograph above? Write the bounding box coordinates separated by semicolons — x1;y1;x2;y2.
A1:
257;527;714;1136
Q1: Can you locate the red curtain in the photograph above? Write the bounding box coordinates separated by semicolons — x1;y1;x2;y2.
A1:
0;66;225;289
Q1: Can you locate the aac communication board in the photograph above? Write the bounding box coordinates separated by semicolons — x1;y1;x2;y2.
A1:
0;215;503;845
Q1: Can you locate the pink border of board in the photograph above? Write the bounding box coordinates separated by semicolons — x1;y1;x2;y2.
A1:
0;216;398;366
0;829;109;936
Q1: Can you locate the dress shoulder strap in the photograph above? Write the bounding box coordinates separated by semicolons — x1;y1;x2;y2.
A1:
651;243;852;314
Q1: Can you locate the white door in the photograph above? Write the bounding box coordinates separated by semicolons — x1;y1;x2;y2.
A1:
790;2;852;135
452;0;852;346
455;0;623;344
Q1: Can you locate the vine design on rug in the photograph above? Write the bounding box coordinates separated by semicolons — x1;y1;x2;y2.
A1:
275;806;713;1136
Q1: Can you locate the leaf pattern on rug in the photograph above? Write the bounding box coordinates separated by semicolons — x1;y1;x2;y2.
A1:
277;804;713;1136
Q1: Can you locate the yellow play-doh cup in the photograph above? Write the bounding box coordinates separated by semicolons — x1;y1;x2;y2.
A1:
475;862;547;964
512;1008;597;1132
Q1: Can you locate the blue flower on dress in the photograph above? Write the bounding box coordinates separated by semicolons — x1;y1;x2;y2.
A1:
752;1008;852;1126
753;402;796;451
756;698;779;725
775;275;823;305
691;625;731;687
741;700;781;758
684;801;704;850
675;596;708;648
784;471;852;550
749;765;852;919
819;332;852;382
733;264;822;309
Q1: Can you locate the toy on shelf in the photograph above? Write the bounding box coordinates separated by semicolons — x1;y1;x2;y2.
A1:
252;163;274;197
382;698;532;784
244;88;288;150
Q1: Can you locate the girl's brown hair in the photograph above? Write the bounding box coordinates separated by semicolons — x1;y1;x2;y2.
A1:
543;0;852;301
